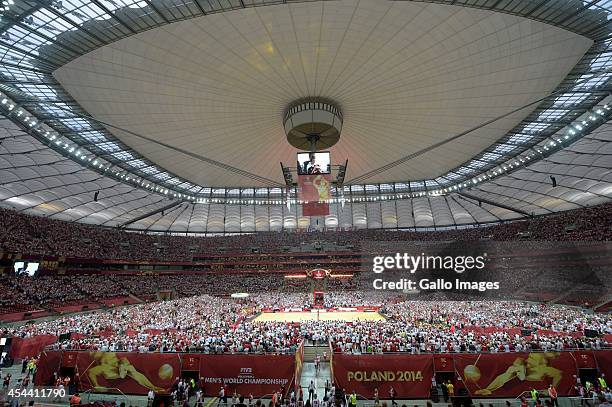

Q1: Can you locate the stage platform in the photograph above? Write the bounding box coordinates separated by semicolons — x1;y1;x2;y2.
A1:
253;310;385;322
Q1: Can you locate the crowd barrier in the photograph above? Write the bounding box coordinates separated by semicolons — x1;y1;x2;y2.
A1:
332;350;612;399
34;349;301;397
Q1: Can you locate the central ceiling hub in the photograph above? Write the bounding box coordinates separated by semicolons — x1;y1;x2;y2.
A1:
283;98;343;151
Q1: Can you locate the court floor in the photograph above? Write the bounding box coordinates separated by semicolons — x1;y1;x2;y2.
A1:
253;311;386;322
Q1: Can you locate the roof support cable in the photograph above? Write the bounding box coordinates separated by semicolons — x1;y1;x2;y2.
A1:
347;67;612;184
0;83;286;188
457;192;533;217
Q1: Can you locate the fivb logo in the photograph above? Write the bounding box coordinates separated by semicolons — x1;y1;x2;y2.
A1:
239;368;254;378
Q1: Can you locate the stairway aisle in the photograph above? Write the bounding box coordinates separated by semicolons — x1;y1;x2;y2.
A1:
299;361;332;402
303;344;330;362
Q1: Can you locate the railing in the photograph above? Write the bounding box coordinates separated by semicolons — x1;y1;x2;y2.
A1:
43;346;301;355
515;390;548;400
331;347;611;355
80;387;129;406
462;401;522;407
566;396;607;407
339;393;527;407
33;336;612;356
353;393;376;407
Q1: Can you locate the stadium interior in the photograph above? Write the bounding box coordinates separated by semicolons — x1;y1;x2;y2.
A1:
0;1;611;407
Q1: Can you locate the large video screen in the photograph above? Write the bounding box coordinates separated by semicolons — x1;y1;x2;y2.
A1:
297;151;331;175
13;261;39;277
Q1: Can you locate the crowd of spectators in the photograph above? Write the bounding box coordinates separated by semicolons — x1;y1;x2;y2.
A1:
1;256;609;315
333;301;611;353
0;274;132;314
1;202;610;355
2;294;610;355
306;300;612;353
1;203;610;261
0;273;315;314
320;291;400;308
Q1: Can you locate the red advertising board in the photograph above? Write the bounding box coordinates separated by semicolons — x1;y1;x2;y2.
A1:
61;351;79;368
453;352;577;398
76;352;181;395
571;350;598;369
9;334;58;359
332;354;434;398
434;354;455;372
181;354;201;371
32;350;612;399
595;350;612;377
199;354;296;397
295;343;305;391
34;351;62;387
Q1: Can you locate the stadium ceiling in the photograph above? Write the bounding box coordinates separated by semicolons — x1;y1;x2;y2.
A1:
0;102;610;231
0;0;610;226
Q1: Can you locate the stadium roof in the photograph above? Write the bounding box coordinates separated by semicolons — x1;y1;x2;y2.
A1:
0;0;610;230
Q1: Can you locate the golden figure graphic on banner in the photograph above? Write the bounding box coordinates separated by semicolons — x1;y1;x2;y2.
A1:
312;175;330;201
86;352;165;392
472;353;563;396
